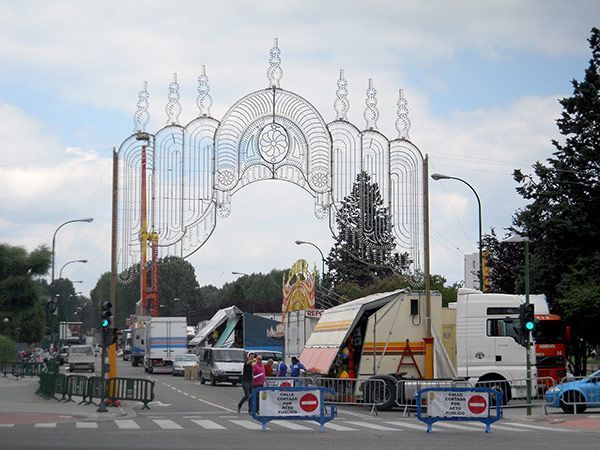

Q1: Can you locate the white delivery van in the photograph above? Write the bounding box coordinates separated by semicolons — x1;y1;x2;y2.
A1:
198;347;245;386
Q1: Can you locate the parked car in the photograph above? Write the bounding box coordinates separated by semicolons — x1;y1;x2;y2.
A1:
197;347;245;386
545;369;600;413
172;354;199;376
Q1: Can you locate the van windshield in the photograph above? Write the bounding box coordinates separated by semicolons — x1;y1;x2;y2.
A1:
212;349;245;362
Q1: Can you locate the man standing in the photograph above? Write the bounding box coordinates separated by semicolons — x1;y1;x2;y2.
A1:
290;356;306;378
237;352;255;414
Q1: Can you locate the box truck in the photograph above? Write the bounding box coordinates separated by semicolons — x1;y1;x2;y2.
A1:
144;317;188;374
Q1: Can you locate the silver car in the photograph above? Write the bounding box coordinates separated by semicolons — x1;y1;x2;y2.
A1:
172;354;199;376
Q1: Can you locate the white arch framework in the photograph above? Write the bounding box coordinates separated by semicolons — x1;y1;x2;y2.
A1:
117;41;424;283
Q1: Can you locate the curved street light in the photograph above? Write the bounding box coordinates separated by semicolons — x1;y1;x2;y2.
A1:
51;217;93;283
294;240;326;279
431;173;483;291
59;259;88;279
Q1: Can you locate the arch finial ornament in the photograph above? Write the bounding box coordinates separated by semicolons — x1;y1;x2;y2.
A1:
334;69;349;121
267;37;283;88
395;89;411;140
166;73;182;125
364;78;379;130
196;65;213;117
133;81;150;133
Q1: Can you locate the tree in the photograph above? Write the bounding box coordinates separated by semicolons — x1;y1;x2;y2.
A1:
327;171;410;287
482;229;528;294
0;243;50;343
511;28;600;374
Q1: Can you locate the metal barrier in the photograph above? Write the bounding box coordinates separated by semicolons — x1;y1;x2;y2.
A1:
54;373;68;401
84;376;104;405
545;374;599;415
1;362;52;378
313;377;392;411
265;376;315;388
395;378;471;416
107;377;155;409
65;375;89;403
472;377;555;408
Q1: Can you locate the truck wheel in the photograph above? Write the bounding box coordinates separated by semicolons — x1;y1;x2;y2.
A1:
364;376;396;411
231;381;237;387
561;391;586;414
211;374;217;386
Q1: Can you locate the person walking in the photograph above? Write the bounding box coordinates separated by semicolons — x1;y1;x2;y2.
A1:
252;355;266;414
237;352;255;414
290;356;306;378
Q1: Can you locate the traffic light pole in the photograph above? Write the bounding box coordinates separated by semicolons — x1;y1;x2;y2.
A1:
97;328;108;413
524;240;532;416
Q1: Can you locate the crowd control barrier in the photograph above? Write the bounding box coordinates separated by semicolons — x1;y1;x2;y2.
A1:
1;361;58;378
416;387;502;433
107;377;155;409
313;377;392;412
395;378;471;416
251;386;336;432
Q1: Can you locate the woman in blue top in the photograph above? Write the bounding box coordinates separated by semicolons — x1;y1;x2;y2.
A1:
290;356;306;377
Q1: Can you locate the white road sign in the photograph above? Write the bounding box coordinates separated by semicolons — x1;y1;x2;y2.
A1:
259;389;321;417
427;391;489;418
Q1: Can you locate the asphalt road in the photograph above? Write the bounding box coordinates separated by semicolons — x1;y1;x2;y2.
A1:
0;357;598;450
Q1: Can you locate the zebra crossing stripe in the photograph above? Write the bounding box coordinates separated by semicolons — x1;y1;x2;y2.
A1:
191;420;226;430
384;421;426;431
307;421;359;431
153;419;183;430
507;422;575;432
115;420;140;429
430;422;490;431
76;422;98;429
34;423;57;428
0;424;15;428
229;420;265;430
346;421;399;431
271;421;313;431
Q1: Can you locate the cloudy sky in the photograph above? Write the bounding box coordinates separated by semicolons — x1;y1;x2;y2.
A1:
1;1;598;298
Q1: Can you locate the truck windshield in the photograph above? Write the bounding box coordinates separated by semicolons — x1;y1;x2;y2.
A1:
533;320;564;344
212;349;245;362
70;347;93;355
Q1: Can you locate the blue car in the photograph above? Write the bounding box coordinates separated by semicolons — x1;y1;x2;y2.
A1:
545;369;600;413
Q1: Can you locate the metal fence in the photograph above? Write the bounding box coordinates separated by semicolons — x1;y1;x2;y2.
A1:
395;378;472;415
312;377;392;411
1;361;59;378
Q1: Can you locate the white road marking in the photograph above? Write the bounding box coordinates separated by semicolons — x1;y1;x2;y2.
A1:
76;422;98;429
322;422;359;431
346;421;398;431
191;419;226;430
115;420;140;429
0;424;15;427
385;421;426;431
229;419;265;430
271;421;313;430
431;422;488;431
508;422;575;432
153;419;183;430
34;423;57;428
195;397;236;413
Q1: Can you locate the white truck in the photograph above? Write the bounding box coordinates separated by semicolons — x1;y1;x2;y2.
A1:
144;317;188;374
300;288;533;409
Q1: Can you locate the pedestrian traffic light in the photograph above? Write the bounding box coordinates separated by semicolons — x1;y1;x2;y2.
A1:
519;303;535;334
101;301;112;329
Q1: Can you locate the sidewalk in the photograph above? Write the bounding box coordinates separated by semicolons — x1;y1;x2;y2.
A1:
0;375;136;422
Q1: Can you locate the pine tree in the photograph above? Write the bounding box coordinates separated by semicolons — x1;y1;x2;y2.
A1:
327;171;410;287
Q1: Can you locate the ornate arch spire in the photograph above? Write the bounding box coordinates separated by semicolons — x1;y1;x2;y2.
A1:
364;78;379;130
196;65;213;117
133;81;150;133
267;37;283;88
165;73;182;125
395;89;411;140
334;69;349;121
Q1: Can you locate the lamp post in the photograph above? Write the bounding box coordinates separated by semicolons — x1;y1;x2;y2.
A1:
51;218;93;284
59;259;88;279
503;233;532;415
431;173;483;291
294;240;326;279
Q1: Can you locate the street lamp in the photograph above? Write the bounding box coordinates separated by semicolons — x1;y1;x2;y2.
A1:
431;173;483;291
294;240;326;279
503;233;532;415
59;259;88;279
51;218;93;283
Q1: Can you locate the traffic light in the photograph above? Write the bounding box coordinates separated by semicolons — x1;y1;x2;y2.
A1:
101;301;112;329
519;303;535;334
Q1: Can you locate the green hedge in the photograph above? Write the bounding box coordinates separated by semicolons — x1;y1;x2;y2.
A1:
0;334;17;362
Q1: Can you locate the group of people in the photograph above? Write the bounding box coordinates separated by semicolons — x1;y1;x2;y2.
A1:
237;352;306;414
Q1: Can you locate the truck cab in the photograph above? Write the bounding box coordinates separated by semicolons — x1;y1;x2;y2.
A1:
67;345;95;373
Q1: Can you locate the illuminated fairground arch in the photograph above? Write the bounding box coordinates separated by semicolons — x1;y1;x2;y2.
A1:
116;39;424;283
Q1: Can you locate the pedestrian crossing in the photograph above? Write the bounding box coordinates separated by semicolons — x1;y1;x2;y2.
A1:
0;417;585;433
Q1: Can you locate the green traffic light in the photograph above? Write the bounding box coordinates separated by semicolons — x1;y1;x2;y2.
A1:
525;321;534;331
101;319;109;328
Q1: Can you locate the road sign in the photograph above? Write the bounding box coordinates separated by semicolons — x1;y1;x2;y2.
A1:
299;393;319;413
467;394;487;415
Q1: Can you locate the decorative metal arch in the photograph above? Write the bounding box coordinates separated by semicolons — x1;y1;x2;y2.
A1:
116;40;424;283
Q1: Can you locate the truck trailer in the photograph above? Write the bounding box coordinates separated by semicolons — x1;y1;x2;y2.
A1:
144;317;187;374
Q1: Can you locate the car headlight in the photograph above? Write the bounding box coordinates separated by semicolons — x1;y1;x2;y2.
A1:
547;386;560;393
